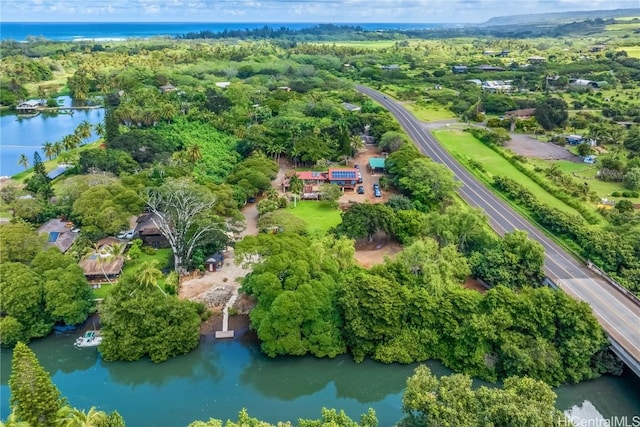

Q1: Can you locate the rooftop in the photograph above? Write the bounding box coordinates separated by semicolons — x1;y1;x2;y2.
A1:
368;157;386;169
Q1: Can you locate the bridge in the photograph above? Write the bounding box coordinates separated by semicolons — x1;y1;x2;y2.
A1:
357;85;640;377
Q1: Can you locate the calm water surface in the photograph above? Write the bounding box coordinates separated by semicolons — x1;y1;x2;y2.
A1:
0;96;103;177
1;332;639;427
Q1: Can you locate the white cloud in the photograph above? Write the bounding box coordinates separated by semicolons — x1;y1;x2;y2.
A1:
0;0;638;22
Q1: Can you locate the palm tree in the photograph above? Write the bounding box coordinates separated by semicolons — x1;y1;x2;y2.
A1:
288;175;303;195
62;135;79;151
350;135;365;155
135;261;166;297
57;406;107;427
52;141;64;157
0;412;30;427
93;123;105;139
186;144;202;163
74;121;92;145
18;154;29;170
83;243;121;284
42;142;55;160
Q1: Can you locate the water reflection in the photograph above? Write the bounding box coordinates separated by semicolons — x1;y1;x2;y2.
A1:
0;334;98;385
2;336;640;426
103;342;222;388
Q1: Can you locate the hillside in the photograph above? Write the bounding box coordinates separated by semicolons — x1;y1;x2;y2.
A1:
484;8;640;26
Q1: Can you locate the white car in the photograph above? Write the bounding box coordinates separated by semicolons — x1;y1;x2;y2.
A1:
118;230;135;239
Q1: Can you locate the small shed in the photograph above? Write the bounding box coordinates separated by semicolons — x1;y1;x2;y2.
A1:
566;135;584;145
205;253;224;272
342;102;361;112
368;157;386;174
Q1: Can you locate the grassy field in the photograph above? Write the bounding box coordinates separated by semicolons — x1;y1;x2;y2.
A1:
314;40;399;49
618;46;640;58
432;129;585;217
403;102;457;122
530;159;640;203
287;201;342;235
605;22;640;31
92;248;172;299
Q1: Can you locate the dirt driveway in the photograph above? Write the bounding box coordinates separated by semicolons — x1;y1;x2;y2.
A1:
339;145;393;206
505;133;581;162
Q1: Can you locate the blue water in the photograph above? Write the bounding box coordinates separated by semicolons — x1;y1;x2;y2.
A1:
0;22;448;42
0;96;103;177
2;332;640;427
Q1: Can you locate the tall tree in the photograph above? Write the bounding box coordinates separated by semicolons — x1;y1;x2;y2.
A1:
145;179;225;273
9;342;64;426
135;260;166;297
74;121;93;146
535;97;568;131
18;153;29;170
42;142;55;160
186;143;203;163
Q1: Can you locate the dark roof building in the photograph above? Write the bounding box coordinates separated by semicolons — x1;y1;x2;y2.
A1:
452;65;468;74
475;65;506;72
134;213;170;249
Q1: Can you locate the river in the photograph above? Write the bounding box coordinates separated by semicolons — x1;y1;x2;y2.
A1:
0;96;104;177
1;330;639;427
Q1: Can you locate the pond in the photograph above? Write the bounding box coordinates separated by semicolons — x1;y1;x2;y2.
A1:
1;330;639;427
0;96;104;177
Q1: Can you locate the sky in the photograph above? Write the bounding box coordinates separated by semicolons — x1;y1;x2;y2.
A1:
1;0;639;23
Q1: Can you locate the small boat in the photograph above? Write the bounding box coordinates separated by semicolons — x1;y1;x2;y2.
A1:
74;330;102;348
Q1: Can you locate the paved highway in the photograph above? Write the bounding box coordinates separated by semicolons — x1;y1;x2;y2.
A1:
357;85;640;366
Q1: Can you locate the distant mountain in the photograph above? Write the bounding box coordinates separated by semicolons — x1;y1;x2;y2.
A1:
483;8;640;26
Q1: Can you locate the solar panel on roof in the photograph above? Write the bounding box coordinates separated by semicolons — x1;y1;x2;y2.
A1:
331;171;356;179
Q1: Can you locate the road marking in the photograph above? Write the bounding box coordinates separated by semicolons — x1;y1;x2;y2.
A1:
358;86;640;357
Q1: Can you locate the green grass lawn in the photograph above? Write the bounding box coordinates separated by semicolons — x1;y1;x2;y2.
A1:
432;129;585;217
605;23;640;31
91;248;172;299
403;102;457;122
618;46;640;58
287;201;342;235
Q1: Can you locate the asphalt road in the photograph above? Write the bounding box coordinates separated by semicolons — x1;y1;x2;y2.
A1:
357;85;640;364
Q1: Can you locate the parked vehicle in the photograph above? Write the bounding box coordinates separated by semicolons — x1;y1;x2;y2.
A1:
357;186;365;194
374;188;382;198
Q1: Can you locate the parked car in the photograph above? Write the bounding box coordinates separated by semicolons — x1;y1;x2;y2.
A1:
117;230;135;239
374;188;382;198
357;186;365;194
373;183;380;190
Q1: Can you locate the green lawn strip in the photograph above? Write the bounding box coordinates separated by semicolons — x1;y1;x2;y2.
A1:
433;133;588;260
92;248;172;299
432;130;584;217
618;46;640;58
403;102;457;122
13;139;102;183
287;201;342;235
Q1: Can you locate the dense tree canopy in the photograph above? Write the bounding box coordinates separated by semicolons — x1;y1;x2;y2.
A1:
99;271;202;363
471;230;545;288
400;365;566;427
0;249;94;346
235;233;349;358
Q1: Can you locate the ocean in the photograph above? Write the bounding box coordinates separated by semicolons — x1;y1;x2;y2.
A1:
0;22;449;42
